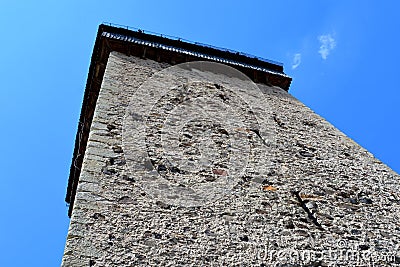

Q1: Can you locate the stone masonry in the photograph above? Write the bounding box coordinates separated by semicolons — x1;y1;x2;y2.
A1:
62;51;400;266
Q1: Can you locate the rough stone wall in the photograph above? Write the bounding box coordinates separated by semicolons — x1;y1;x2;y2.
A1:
62;52;400;266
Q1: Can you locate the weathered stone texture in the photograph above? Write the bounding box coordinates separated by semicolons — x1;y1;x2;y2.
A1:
62;52;400;266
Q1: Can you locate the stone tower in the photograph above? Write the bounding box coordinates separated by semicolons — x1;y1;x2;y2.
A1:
62;24;400;266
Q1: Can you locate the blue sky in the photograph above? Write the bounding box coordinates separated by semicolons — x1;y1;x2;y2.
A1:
0;1;399;266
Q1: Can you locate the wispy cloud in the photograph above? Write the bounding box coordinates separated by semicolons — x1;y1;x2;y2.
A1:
292;53;301;69
318;34;336;60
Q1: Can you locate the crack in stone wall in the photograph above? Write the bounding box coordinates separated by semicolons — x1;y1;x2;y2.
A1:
292;190;324;230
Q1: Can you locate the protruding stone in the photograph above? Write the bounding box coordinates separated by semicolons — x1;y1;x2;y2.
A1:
112;145;123;153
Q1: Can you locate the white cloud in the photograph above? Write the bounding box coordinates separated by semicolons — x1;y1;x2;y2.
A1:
318;34;336;60
292;53;301;69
